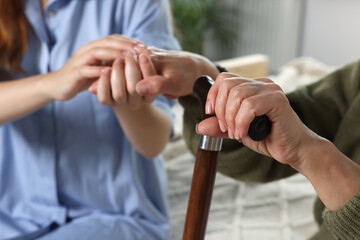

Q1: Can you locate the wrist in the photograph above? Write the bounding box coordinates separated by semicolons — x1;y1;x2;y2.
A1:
290;131;332;176
36;72;57;102
293;134;360;210
113;102;152;115
197;55;220;80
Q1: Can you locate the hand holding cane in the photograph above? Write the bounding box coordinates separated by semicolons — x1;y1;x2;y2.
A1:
182;75;271;240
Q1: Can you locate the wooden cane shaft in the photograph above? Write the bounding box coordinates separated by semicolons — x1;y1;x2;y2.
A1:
182;147;219;240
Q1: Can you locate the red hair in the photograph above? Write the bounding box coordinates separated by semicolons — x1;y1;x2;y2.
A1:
0;0;28;76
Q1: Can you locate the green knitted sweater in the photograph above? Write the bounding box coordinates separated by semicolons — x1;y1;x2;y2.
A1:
179;59;360;240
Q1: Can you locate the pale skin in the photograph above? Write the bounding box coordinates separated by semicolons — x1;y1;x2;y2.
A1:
135;49;360;211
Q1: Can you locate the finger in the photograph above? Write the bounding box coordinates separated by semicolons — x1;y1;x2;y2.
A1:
136;75;169;96
206;72;239;115
74;47;125;68
235;94;270;140
110;58;127;104
78;66;104;79
197;117;228;138
77;35;143;56
214;78;239;133
108;34;144;47
80;47;128;65
139;54;158;103
139;54;157;77
97;68;113;105
225;86;243;139
125;54;142;107
88;80;99;94
213;75;257;135
225;82;262;139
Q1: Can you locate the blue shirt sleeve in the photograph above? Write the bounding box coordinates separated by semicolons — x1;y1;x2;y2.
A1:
121;0;181;50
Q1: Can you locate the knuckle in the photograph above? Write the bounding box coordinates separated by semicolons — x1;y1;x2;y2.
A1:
89;48;98;58
268;82;282;91
229;87;241;99
217;72;229;82
241;98;254;110
76;67;83;78
274;91;288;104
101;37;111;46
225;114;234;127
113;92;125;102
257;77;272;83
98;96;106;104
127;85;137;95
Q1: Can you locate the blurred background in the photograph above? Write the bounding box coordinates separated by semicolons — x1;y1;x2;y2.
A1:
171;0;360;73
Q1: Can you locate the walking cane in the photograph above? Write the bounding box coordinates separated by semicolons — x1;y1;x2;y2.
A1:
182;75;271;240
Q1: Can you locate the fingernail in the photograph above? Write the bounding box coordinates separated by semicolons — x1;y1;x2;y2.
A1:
139;54;149;64
114;58;122;65
228;128;234;139
121;50;128;57
136;83;149;95
205;101;211;114
195;124;200;134
234;128;240;140
133;43;145;53
218;120;227;133
101;68;110;75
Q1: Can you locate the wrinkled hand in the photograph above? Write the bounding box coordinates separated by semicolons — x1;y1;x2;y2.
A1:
47;34;144;101
197;72;319;166
135;46;220;99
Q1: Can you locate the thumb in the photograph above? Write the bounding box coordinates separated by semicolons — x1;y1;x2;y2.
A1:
136;75;169;96
139;54;156;77
198;117;228;138
88;80;99;94
138;53;158;102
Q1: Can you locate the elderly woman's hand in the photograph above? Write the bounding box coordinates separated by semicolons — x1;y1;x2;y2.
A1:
135;47;220;99
198;72;324;168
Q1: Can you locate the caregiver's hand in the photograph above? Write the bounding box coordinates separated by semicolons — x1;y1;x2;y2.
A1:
0;34;143;125
48;34;144;101
135;47;220;99
90;53;157;109
197;72;324;167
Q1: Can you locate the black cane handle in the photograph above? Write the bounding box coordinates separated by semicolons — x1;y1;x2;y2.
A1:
193;75;271;141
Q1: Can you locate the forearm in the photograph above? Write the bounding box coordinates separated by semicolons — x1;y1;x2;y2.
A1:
113;103;172;159
293;136;360;211
0;73;55;125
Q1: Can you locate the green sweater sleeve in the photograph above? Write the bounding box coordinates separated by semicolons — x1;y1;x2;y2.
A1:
179;58;360;184
323;192;360;239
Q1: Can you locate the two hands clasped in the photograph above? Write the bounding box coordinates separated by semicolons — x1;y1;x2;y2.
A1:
62;35;324;171
47;34;158;110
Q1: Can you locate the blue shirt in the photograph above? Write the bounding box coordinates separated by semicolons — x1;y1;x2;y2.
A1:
0;0;180;239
